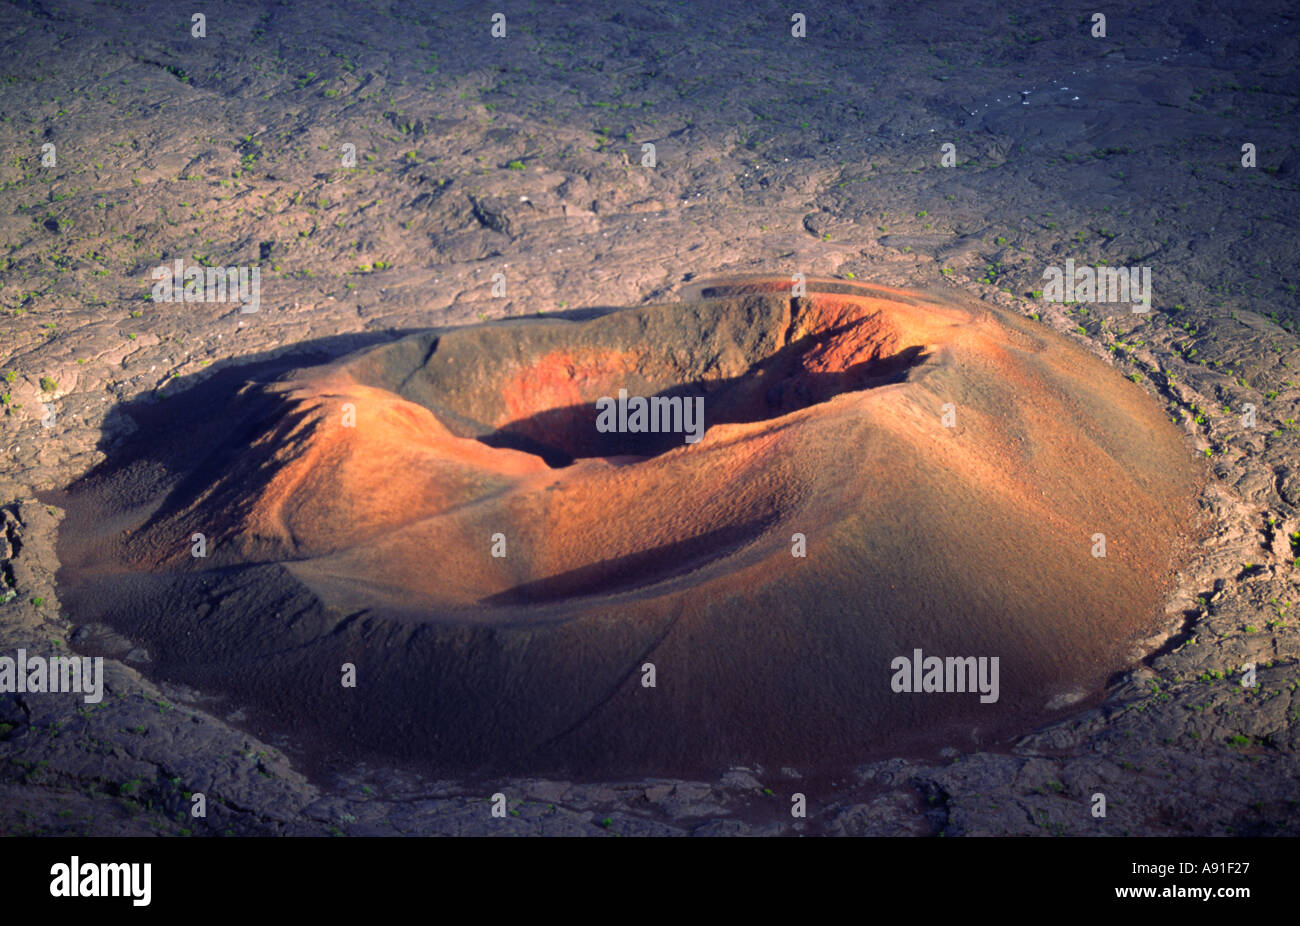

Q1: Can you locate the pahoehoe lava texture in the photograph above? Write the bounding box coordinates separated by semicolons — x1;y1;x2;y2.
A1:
57;277;1202;778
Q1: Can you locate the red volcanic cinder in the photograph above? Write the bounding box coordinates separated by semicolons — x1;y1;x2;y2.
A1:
56;276;1202;778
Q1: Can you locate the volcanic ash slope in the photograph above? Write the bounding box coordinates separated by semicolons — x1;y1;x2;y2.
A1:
58;278;1202;777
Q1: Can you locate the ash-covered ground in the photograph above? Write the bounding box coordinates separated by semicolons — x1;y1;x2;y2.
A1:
1;0;1298;836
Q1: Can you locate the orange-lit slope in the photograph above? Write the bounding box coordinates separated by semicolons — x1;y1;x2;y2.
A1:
58;277;1202;776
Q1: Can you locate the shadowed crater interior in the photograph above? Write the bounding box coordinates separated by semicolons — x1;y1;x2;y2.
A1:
53;276;1203;780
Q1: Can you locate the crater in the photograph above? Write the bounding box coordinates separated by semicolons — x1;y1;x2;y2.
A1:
53;276;1203;779
350;280;926;466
